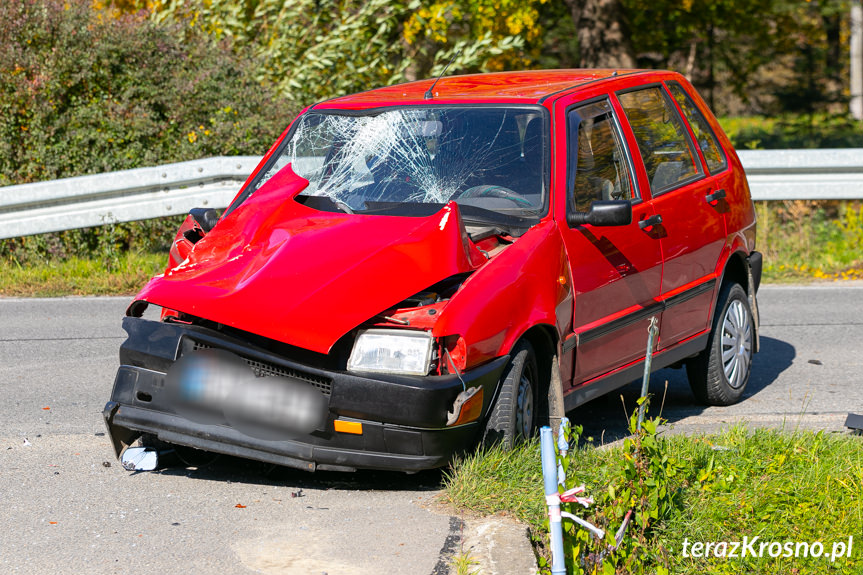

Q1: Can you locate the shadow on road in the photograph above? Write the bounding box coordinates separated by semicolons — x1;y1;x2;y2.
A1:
151;455;448;491
565;335;796;445
146;337;795;486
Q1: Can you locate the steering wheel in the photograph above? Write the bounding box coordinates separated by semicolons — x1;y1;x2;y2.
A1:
456;185;533;207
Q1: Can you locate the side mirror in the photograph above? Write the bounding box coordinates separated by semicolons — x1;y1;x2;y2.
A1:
189;207;220;233
567;200;632;227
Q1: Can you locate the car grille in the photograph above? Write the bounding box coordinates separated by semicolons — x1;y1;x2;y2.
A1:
190;340;332;396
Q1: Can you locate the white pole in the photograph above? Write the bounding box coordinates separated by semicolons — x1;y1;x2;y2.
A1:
852;0;863;120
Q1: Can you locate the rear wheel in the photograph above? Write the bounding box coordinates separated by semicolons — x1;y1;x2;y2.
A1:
483;340;539;449
686;282;753;405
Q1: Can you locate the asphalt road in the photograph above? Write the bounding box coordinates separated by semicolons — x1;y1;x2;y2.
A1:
1;283;861;574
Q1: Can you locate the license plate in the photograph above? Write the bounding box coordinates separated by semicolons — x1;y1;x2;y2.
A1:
167;348;327;440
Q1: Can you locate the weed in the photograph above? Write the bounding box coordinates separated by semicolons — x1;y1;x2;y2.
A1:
452;550;481;575
444;424;863;574
756;200;863;282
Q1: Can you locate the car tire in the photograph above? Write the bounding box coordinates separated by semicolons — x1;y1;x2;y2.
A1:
483;340;539;449
686;282;754;406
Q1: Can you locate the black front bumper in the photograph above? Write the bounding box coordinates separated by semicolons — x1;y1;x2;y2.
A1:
103;317;508;472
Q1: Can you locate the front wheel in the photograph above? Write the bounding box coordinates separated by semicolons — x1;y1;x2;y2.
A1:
686;282;754;405
482;340;540;449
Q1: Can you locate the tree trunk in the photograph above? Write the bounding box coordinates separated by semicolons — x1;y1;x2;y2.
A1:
564;0;636;69
852;0;863;120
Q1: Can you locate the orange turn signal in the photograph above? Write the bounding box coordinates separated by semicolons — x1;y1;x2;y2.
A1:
447;387;484;426
333;420;363;435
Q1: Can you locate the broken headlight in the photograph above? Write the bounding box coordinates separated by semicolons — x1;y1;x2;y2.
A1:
347;329;434;376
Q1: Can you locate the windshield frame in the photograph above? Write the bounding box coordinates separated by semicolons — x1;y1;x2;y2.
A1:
227;104;551;223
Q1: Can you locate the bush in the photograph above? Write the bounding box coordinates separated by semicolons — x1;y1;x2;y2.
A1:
0;0;293;186
720;115;863;150
0;0;294;266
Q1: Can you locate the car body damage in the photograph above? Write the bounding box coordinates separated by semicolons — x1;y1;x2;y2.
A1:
133;166;487;354
104;69;760;473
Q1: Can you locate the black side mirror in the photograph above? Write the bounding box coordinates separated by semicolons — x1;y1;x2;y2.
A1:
189;208;220;233
567;200;632;227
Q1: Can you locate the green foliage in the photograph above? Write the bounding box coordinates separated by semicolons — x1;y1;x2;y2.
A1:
148;0;546;103
0;251;169;296
755;200;863;282
721;114;863;150
444;439;547;525
445;422;863;574
621;0;849;116
660;427;863;574
554;408;682;574
0;0;291;186
0;216;185;272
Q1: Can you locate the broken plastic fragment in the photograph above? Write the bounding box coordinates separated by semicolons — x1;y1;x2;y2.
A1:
235;504;246;509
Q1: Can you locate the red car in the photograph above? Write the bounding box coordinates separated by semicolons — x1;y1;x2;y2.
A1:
104;69;761;472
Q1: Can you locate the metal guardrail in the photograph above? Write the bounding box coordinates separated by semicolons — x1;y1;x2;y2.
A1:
0;156;260;240
739;149;863;201
1;150;861;240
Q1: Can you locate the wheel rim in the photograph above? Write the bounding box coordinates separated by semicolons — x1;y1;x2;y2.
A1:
720;299;752;389
515;364;535;439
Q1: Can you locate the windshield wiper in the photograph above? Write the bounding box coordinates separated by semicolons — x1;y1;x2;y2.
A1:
359;201;538;236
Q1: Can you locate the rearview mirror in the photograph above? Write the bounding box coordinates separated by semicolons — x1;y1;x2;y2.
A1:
189;207;219;233
567;200;632;227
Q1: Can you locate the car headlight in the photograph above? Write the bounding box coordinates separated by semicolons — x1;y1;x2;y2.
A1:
347;329;434;376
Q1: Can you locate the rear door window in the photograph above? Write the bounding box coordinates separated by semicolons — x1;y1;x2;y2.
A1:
667;81;728;174
617;86;703;195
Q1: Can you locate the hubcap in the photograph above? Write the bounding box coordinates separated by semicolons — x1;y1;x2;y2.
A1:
720;299;752;389
515;372;534;439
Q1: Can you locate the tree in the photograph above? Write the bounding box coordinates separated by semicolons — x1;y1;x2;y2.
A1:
147;0;546;104
563;0;635;68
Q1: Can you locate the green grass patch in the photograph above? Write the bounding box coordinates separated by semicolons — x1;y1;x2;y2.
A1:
757;201;863;283
0;252;167;297
444;426;863;574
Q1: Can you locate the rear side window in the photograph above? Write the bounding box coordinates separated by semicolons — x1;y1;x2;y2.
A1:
667;81;727;174
617;86;703;194
567;100;635;213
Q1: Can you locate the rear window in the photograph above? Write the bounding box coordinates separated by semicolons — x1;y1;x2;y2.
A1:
667;81;728;175
617;86;703;194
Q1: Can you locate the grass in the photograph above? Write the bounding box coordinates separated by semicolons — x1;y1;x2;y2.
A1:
452;551;481;575
444;426;863;574
758;201;863;283
0;252;168;297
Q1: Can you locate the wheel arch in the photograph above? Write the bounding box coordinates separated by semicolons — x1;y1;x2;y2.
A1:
714;247;760;353
519;324;558;396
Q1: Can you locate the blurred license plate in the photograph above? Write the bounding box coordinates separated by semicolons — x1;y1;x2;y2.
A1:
168;348;328;439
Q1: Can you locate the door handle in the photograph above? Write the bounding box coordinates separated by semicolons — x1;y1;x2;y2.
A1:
638;214;663;231
705;189;726;203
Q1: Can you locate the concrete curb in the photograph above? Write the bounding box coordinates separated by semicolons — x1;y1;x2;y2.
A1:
459;516;538;575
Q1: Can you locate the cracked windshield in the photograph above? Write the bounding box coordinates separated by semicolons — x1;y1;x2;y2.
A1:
254;107;547;221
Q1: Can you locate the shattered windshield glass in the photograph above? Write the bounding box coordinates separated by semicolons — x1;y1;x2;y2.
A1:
252;107;548;219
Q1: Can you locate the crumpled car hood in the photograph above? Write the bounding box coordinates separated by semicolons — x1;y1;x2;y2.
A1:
135;166;486;354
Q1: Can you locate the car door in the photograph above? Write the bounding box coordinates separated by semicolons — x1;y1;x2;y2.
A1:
557;96;664;385
616;83;727;349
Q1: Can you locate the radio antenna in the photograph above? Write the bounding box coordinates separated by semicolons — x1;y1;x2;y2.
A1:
424;49;461;100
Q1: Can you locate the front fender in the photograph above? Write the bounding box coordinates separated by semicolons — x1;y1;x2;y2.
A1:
432;221;572;367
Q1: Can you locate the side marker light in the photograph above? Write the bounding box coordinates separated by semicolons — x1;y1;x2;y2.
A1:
334;420;363;435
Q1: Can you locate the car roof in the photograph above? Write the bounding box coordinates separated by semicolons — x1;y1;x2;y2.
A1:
314;69;657;109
